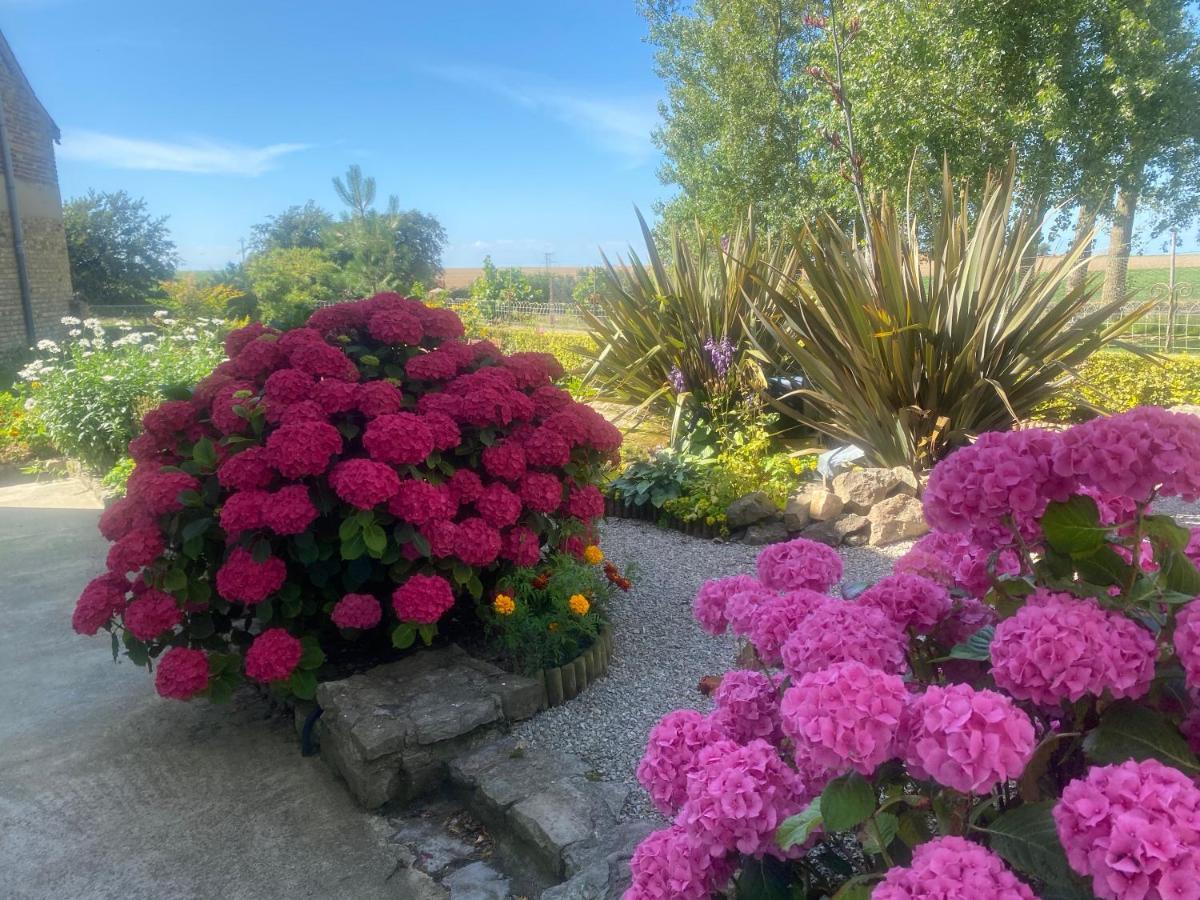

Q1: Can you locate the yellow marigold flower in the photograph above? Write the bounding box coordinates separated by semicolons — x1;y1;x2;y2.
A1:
492;593;516;616
582;544;604;565
568;593;590;616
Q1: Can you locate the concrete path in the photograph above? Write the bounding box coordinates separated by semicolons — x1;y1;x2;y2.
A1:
0;480;405;899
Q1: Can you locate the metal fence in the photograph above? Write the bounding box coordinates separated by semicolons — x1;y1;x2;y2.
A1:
451;300;608;332
1085;293;1200;354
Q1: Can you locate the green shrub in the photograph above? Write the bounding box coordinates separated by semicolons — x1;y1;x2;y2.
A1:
20;316;226;470
0;389;52;464
1037;351;1200;422
100;456;135;498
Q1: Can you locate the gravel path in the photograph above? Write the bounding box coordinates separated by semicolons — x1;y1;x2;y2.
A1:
511;519;912;821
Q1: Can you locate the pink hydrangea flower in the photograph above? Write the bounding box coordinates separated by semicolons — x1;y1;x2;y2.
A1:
331;593;382;630
154;646;211;700
565;484;605;521
481;441;527;482
97;496;154;542
990;590;1157;707
217;446;275;492
215;547;287;605
244;628;304;683
447;468;485;504
1187;528;1200;567
624;825;735;900
1173;600;1200;692
219;489;269;535
1057;406;1200;504
1054;759;1200;900
692;574;760;636
873;836;1036;899
902;683;1035;794
636;709;723;817
72;573;130;635
746;589;831;665
711;670;782;745
895;530;1022;599
123;589;182;641
679;738;806;858
329;459;401;509
392;574;455;624
780;661;908;777
756;538;843;592
500;526;541;566
780;601;908;679
105;524;165;575
856;573;951;633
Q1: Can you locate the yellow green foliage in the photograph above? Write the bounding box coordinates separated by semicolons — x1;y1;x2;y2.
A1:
1037;351;1200;423
490;326;591;373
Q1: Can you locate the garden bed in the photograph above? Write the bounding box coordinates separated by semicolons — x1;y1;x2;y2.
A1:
604;497;723;539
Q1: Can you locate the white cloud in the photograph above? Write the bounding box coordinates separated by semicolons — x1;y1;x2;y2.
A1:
427;65;658;165
58;130;309;176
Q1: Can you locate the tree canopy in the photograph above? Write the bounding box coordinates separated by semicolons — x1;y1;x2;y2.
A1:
63;190;178;306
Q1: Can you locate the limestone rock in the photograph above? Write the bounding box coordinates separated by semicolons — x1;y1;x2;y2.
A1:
867;494;929;545
509;779;629;878
544;821;656;900
744;520;789;545
442;861;511;899
887;465;921;497
316;646;547;808
782;496;811;532
807;488;844;521
725;491;778;528
803;514;870;547
833;467;919;513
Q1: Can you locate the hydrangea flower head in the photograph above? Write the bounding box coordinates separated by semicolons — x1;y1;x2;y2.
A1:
624;825;735;900
711;670;782;745
856;573;952;633
244;628;303;683
692;574;760;635
873;836;1036;899
780;601;908;679
154;647;210;700
331;593;382;630
746;588;832;665
756;538;843;592
636;709;723;817
392;574;455;624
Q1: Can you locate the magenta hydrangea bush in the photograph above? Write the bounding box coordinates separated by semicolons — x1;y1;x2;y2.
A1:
72;294;619;701
626;408;1200;899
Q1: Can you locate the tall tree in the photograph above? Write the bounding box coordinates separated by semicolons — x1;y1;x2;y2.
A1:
62;190;178;306
249;201;334;253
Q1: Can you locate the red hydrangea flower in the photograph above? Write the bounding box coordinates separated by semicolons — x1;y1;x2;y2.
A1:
519;473;563;513
215;547;287;605
141;400;195;437
421;411;461;451
475;482;522;528
154;647;210;700
502;351;563;388
392;574;455;623
448;469;484;504
72;572;130;635
98;496;155;542
262;484;319;535
265;421;342;478
406;348;461;381
388;478;457;524
329;459;401;509
524;426;572;468
531;384;573;417
363;413;434;465
313;377;359;414
356;380;405;418
420;519;459;558
244;628;304;683
565;484;605;521
368;307;423;345
225;321;275;357
219;490;269;535
331;593;382;630
454;517;502;567
482;441;526;481
286;333;359;380
418;306;464;340
123;589;182;641
500;526;541;566
264;367;316;407
209;381;258;435
106;524;164;575
217;446;275;491
231;336;285;378
128;468;200;516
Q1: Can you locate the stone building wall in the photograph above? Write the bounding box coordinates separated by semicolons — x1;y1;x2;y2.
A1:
0;39;73;353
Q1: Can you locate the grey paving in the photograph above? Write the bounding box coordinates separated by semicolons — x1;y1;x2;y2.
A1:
0;483;406;899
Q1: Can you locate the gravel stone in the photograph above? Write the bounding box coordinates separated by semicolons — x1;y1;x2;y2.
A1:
512;518;911;821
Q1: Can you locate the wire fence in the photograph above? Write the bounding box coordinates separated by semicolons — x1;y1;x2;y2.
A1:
451;300;608;332
1085;294;1200;354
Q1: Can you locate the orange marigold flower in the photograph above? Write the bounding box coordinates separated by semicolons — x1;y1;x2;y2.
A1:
568;593;590;616
531;573;550;589
582;544;604;565
492;593;516;616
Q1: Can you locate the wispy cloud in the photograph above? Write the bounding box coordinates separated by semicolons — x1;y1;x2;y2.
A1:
58;130;310;176
427;65;658;165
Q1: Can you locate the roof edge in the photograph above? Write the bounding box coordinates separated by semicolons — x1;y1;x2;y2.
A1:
0;29;60;140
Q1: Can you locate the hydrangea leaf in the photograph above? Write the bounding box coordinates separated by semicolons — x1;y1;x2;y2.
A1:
983;800;1088;893
820;772;876;832
948;624;994;660
1041;496;1109;556
1083;700;1200;775
777;796;822;850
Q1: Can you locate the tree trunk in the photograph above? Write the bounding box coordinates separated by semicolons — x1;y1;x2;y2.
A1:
1065;203;1099;296
1101;181;1141;308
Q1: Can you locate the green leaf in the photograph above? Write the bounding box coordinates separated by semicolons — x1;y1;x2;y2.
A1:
832;885;873;900
732;856;792;900
289;669;317;700
1144;514;1192;552
1083;700;1200;774
820;772;876;832
163;568;187;593
1159;549;1200;596
110;631;119;662
392;624;416;649
188;613;215;639
984;801;1088;892
362;523;387;557
417;623;437;646
338;517;361;542
299;641;325;670
191;436;217;469
777;797;822;850
181;516;212;542
179;489;204;508
251;538;272;563
861;812;898;857
1073;545;1131;587
1041;496;1109;556
340;534;366;561
948;624;994;660
897;809;933;847
466;574;483;600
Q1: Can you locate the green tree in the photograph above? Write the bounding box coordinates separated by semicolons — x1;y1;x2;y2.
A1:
571;267;607;306
245;247;345;326
470;256;537;316
62;190;178;306
249;200;334;253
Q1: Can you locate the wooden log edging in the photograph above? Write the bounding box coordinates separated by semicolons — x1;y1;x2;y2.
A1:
603;496;723;539
541;625;613;707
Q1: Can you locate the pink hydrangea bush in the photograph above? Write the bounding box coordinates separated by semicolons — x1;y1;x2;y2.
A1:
71;295;619;701
626;409;1200;899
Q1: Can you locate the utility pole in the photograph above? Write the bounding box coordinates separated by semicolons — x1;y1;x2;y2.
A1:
543;251;554;305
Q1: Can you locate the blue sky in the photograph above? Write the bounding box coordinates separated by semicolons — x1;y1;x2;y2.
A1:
2;0;670;270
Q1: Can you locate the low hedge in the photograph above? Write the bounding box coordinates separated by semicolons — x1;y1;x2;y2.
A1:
1037;350;1200;423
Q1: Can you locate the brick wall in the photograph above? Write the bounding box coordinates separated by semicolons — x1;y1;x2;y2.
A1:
0;48;73;353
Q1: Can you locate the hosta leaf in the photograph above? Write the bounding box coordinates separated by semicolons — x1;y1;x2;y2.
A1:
1083;700;1200;775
